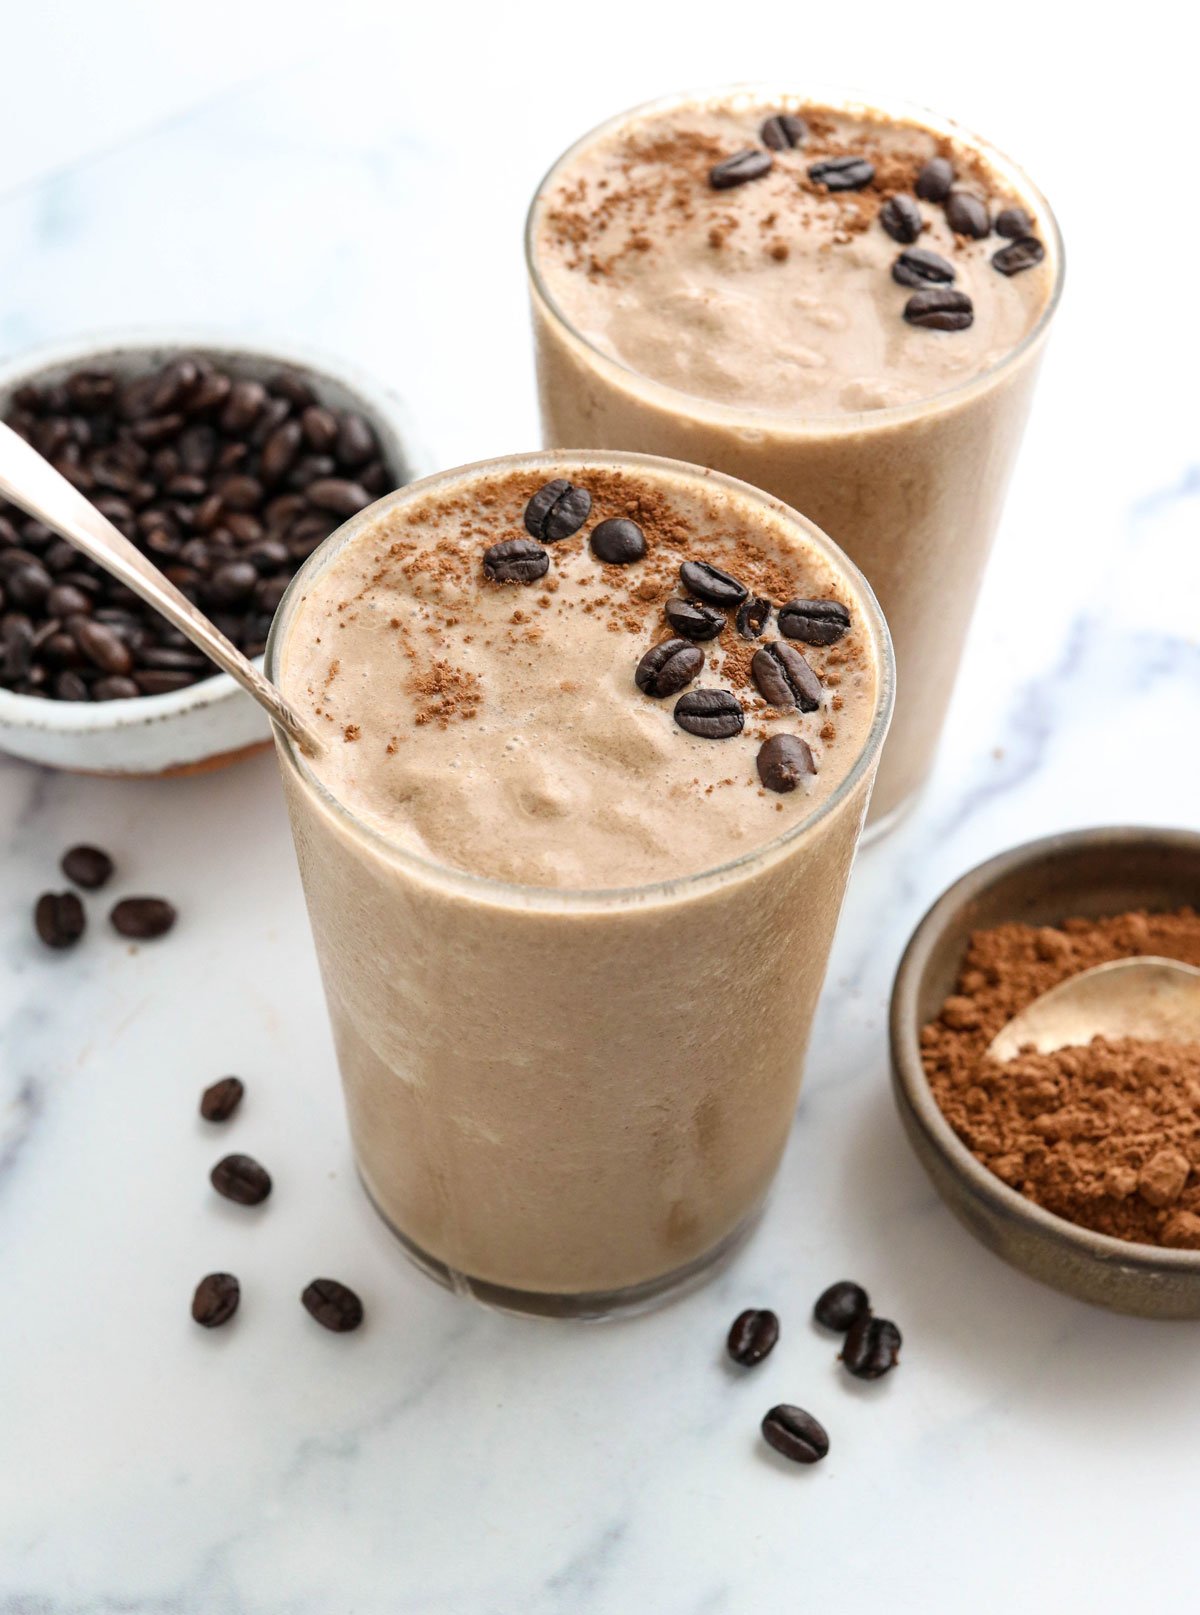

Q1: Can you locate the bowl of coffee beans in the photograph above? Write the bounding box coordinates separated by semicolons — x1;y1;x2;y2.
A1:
0;332;419;775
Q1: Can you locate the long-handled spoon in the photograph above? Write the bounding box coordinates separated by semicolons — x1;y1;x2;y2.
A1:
0;419;321;755
987;956;1200;1062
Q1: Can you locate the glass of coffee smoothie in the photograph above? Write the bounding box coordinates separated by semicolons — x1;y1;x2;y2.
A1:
526;90;1063;829
268;450;893;1317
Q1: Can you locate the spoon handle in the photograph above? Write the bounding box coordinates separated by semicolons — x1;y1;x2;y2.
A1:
0;420;320;754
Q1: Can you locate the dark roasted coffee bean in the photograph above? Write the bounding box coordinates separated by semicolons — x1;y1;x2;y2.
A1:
92;675;141;700
335;413;377;469
254;574;290;615
138;645;207;672
34;890;86;949
200;1075;245;1122
2;613;34;680
260;420;303;484
6;562;52;611
778;598;851;645
752;641;822;711
523;479;592;542
808;155;874;191
218;475;264;514
225;512;263;546
634;637;703;698
710;149;773;189
301;405;339;453
130;413;185;447
760;113;807;150
135;670;198;695
67;369;117;414
46;583;93;619
42;632;81;668
673;688;744;739
270;369;317;408
54;670;89;701
149;358;198;414
211;1153;271;1206
74;619;134;675
841;1314;902;1379
305;478;370;516
61;844;114;890
944;188;990;238
879;194;922;244
110;896;176;939
679;560;747;606
915;157;954;202
761;1405;829;1465
483;538;549;584
663;597;725;641
192;1272;240;1328
735;595;771;639
220;379;267;434
727;1308;780;1366
892;247;955;288
590;518;646;565
814;1280;870;1332
206;561;258;605
178;424;218;474
360;460;390;496
992;235;1045;276
995;205;1033;239
302;1277;364;1332
756;734;816;793
904;288;974;331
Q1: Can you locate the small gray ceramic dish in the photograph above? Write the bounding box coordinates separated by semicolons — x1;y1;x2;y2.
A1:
0;330;424;776
891;826;1200;1319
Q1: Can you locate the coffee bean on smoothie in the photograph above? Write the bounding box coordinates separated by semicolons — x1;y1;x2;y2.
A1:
301;1277;364;1332
664;598;725;641
778;598;850;646
727;1307;780;1366
944;188;991;238
523;479;592;542
211;1153;272;1206
192;1272;240;1328
904;288;975;331
483;538;550;584
761;1405;830;1465
995;205;1033;239
590;518;646;565
709;149;773;190
34;890;86;949
751;642;822;712
735;596;771;639
61;844;114;890
200;1075;245;1122
673;688;744;739
915;157;955;202
110;896;177;939
760;113;807;150
841;1314;902;1379
879;194;923;244
813;1280;870;1332
807;155;875;191
634;638;704;698
679;560;747;606
891;247;956;288
992;235;1046;276
756;734;816;793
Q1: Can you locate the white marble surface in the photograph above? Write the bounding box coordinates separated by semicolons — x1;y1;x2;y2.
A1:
1;4;1198;1611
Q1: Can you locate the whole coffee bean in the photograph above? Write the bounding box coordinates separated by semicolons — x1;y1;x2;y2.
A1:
483;538;549;584
34;891;86;949
335;413;377;469
524;479;592;542
634;637;703;698
187;372;232;415
270;369;317;409
915;157;954;202
892;247;956;288
761;113;807;150
139;646;207;672
67;369;117;414
842;1314;902;1379
206;561;258;605
200;1075;245;1122
992;235;1045;276
735;595;771;639
192;1272;240;1328
61;844;114;890
727;1308;780;1366
813;1280;870;1332
6;562;52;611
135;670;198;695
75;619;134;675
54;671;89;701
110;896;177;940
2;613;34;679
590;518;646;565
664;597;725;641
761;1405;830;1465
904;288;974;331
302;1277;364;1332
211;1153;271;1206
673;688;744;739
46;584;93;618
260;420;303;484
944;188;990;238
808;155;874;191
679;560;747;607
778;598;851;646
301;405;339;453
710;149;773;189
220;379;267;434
752;641;822;712
218;475;264;514
879;194;923;244
92;676;141;700
305;478;371;516
756;734;816;793
995;205;1033;239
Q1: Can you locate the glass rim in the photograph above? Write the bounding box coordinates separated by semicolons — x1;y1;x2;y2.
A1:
265;449;896;912
524;83;1066;434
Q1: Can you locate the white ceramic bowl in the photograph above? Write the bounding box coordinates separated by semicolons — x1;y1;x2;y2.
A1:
0;331;424;776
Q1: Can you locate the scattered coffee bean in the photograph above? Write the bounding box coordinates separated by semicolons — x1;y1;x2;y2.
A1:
760;113;807;150
995;205;1033;239
200;1075;245;1123
915;157;954;202
751;642;822;712
110;896;177;939
879;194;922;244
34;890;85;949
211;1153;272;1206
944;188;990;239
673;688;744;739
634;638;703;698
761;1405;830;1465
778;598;850;646
523;479;592;542
735;596;771;639
756;734;816;793
992;235;1045;276
664;598;725;641
483;538;549;585
891;247;956;288
75;619;133;675
301;1277;364;1332
841;1314;902;1379
813;1280;870;1332
679;560;747;607
904;288;975;331
61;844;114;890
727;1308;780;1366
808;156;874;191
192;1272;240;1328
710;149;773;190
590;518;646;565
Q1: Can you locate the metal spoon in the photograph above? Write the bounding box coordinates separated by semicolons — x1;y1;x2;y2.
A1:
0;419;321;755
987;956;1200;1062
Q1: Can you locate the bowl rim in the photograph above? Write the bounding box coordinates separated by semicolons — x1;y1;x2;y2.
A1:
0;325;427;733
889;824;1200;1278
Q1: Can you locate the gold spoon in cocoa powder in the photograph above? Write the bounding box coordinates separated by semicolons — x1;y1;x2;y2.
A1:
987;956;1200;1062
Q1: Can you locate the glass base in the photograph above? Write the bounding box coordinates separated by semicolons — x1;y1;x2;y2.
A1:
359;1171;764;1320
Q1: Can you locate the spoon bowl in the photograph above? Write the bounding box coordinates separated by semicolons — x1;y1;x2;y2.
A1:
987;956;1200;1061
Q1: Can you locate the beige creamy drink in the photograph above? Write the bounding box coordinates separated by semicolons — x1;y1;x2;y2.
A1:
527;92;1062;825
270;452;893;1313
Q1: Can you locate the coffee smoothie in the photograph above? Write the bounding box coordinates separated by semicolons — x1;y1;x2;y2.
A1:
270;451;892;1313
527;92;1062;825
